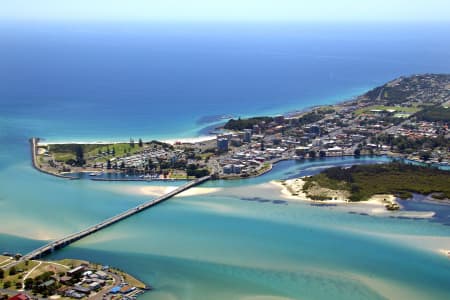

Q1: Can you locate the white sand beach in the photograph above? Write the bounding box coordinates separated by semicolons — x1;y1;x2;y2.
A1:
270;178;436;218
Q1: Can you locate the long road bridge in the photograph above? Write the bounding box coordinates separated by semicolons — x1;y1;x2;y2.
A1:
2;175;211;270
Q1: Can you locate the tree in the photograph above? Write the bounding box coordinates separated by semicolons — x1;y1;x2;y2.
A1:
130;138;135;147
354;148;361;157
138;138;143;147
106;159;112;169
8;266;17;276
419;151;431;161
0;269;4;279
74;145;85;166
24;278;34;290
3;281;11;289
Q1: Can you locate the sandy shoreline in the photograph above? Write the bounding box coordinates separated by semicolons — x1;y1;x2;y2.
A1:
37;135;216;146
270;178;436;218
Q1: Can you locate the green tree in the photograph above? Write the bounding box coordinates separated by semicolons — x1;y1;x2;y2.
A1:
74;145;85;166
8;266;17;276
138;138;143;147
3;281;11;289
419;151;431;161
24;278;34;290
0;268;4;279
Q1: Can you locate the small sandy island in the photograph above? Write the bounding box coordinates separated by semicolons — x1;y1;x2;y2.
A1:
271;177;435;218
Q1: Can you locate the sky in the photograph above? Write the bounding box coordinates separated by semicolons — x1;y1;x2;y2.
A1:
1;0;449;23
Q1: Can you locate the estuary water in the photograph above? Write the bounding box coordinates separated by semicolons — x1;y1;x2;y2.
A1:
1;22;450;299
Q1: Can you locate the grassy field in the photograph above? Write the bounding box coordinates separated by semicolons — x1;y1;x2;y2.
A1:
0;255;12;267
355;105;420;116
303;163;450;202
85;143;145;158
53;153;76;162
47;141;171;164
0;259;40;288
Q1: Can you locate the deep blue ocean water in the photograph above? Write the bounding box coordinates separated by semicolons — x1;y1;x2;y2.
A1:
1;22;450;142
1;22;450;299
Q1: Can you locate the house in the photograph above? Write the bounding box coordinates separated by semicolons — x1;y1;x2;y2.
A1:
38;279;56;288
101;265;110;271
67;266;85;277
109;286;121;294
95;271;108;279
65;290;84;299
8;293;30;300
56;286;71;296
89;282;101;291
72;285;90;294
59;275;73;284
120;285;134;294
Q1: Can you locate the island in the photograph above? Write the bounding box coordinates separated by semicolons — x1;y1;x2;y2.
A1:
32;73;449;182
278;163;450;209
0;254;149;300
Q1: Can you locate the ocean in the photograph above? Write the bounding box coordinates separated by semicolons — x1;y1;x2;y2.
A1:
1;21;450;299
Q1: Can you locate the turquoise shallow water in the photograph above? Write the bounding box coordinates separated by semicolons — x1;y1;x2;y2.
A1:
2;157;450;299
1;22;450;299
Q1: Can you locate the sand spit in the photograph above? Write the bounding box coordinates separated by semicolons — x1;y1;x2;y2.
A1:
271;178;435;218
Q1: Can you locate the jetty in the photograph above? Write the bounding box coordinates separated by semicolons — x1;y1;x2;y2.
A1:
2;175;211;269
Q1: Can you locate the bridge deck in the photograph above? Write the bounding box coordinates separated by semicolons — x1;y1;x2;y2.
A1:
2;175;210;269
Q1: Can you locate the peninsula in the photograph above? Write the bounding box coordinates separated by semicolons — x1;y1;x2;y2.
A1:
0;255;149;300
33;74;449;181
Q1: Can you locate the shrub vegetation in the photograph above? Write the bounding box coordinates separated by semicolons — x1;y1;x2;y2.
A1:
303;163;450;202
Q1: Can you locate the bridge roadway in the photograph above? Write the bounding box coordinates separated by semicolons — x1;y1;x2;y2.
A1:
2;175;211;269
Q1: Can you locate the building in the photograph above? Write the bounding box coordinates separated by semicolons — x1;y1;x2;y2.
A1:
95;270;108;279
120;285;134;294
274;115;285;124
217;138;229;152
67;266;85;277
223;164;245;174
89;282;101;291
8;294;30;300
243;129;252;143
72;285;90;295
109;286;121;294
230;138;242;147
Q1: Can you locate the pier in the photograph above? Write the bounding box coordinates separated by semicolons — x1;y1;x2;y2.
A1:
2;175;211;269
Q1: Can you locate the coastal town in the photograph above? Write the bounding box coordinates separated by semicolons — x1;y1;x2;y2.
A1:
34;74;449;180
0;255;149;300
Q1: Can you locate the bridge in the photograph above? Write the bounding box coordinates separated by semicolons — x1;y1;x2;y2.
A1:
2;175;211;269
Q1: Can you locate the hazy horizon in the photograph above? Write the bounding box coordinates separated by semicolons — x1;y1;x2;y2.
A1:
1;0;449;23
